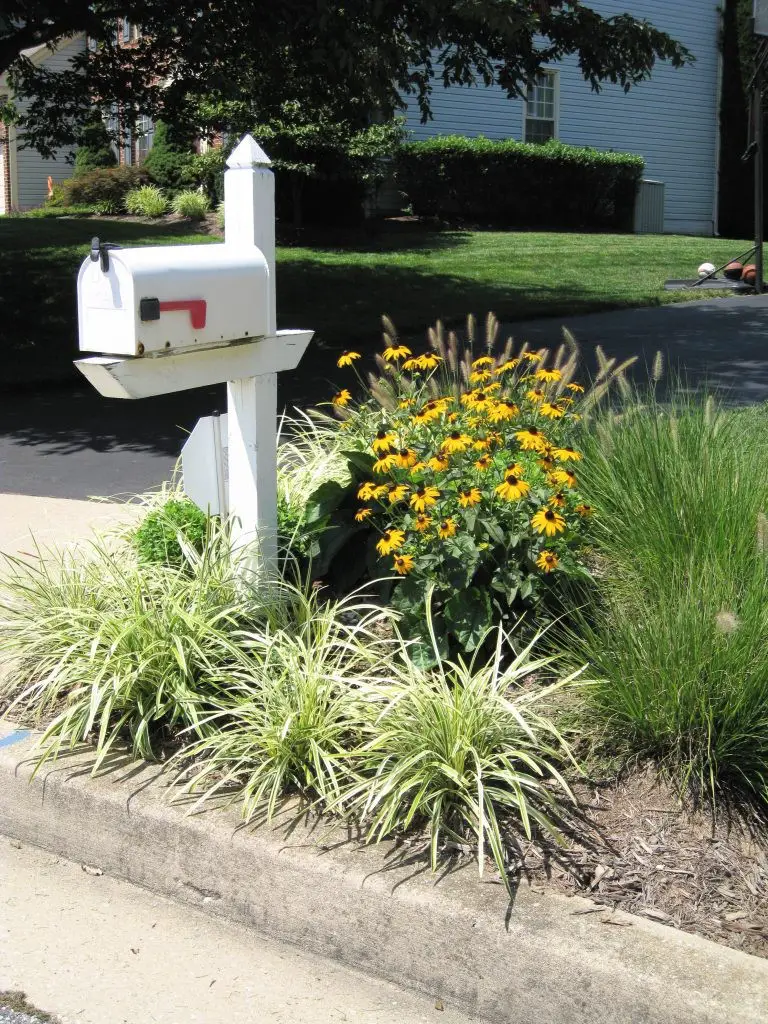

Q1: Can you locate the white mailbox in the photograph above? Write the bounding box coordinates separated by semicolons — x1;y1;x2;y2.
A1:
77;240;270;357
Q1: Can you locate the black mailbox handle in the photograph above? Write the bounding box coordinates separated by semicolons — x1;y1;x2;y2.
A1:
90;236;122;273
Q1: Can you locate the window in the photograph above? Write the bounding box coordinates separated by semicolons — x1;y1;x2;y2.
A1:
524;72;558;144
135;115;154;163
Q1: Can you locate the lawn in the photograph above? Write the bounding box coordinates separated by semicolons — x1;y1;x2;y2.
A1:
0;214;750;390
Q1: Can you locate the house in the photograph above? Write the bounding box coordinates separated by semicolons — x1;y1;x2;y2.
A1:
0;35;86;214
399;0;722;236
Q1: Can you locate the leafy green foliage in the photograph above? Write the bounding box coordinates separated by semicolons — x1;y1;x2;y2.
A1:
141;122;194;194
184;147;227;205
132;498;208;567
397;137;644;231
124;184;168;217
73;116;117;176
59;165;148;214
171;189;210;220
574;392;768;805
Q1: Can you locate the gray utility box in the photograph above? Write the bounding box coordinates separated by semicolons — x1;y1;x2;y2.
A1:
634;179;665;235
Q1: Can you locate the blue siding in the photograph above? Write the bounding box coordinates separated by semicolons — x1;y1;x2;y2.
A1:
402;2;722;235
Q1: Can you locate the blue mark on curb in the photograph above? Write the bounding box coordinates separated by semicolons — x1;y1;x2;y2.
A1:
0;730;31;749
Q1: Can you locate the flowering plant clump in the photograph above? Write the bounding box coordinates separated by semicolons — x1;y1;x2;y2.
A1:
326;314;597;662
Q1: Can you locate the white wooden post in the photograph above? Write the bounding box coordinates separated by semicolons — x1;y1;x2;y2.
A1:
224;136;278;575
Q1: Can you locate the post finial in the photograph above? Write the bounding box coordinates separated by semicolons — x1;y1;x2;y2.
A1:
226;134;272;169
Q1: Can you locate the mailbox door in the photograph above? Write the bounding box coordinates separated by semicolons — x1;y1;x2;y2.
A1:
77;256;137;356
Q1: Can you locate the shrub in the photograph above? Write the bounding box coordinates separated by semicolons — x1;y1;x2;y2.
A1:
73;117;117;176
0;523;251;768
184;147;227;205
125;184;168;217
142;121;195;193
573;392;768;803
60;165;148;214
395;136;643;231
324;314;619;663
171;189;210;220
132;498;208;567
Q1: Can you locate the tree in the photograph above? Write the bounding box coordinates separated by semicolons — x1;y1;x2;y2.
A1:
72;113;117;174
1;2;690;158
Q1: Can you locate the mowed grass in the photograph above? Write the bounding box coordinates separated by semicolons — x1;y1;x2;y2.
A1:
0;214;749;389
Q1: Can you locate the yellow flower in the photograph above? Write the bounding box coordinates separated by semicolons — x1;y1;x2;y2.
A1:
447;411;460;423
531;508;566;536
495;470;531;502
337;351;361;368
396;448;418;469
522;351;542;363
441;431;473;454
402;357;420;371
393;553;415;575
567;382;585;393
473;436;491;451
376;529;406;556
358;481;387;501
410;461;427;475
437;518;457;539
515;427;548;451
552;447;582;462
474;454;492;471
398;397;415;409
484;382;501;393
383;344;412;362
575;503;594;517
494;359;519;375
373;451;399;474
332;389;352;407
411;399;445;425
458;487;482;508
538;455;556;473
461;389;492;409
549;491;566;509
372;429;397;453
472;355;495;368
427;454;450;472
534;368;562;383
413;513;433;532
540;402;564;420
527;388;545;404
488;400;519;423
550;468;577;489
410;485;441;512
388;483;410;504
355;507;374;522
416;352;442;370
469;369;492;384
536;550;559;573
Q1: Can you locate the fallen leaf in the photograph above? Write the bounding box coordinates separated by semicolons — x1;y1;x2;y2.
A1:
434;998;445;1011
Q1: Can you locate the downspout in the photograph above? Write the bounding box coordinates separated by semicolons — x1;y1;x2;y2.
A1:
713;1;725;236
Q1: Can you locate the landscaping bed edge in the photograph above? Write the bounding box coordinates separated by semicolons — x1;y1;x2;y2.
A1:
0;723;765;1024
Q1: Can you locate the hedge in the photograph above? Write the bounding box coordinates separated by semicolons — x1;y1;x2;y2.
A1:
58;165;149;213
395;136;644;231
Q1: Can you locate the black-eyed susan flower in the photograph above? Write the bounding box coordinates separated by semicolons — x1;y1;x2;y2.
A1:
484;381;501;393
461;389;491;409
534;368;562;383
398;397;415;409
438;518;457;539
355;507;374;522
488;400;519;423
469;369;492;384
383;344;412;362
458;487;482;508
358;481;387;501
441;431;473;454
473;436;491;451
531;507;566;536
373;451;399;474
337;351;361;368
427;454;450;472
396;448;418;469
550;468;577;489
410;485;441;512
567;382;585;393
522;351;542;363
416;352;442;370
552;447;582;462
549;491;566;509
575;503;594;517
495;470;531;501
410;461;427;475
515;426;547;451
388;483;409;504
540;402;564;420
413;513;432;532
536;550;559;573
412;401;443;425
376;529;406;556
372;429;397;453
474;454;492;471
447;411;460;423
393;553;415;575
494;358;519;375
527;387;545;404
472;355;495;369
332;389;351;407
538;454;556;473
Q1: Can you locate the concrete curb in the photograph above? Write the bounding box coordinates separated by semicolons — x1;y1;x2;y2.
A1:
1;723;766;1024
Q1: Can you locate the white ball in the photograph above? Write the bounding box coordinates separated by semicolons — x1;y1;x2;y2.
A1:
698;262;716;278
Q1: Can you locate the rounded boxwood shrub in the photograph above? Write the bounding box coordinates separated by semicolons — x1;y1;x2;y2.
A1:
171;189;210;219
125;184;168;217
61;165;148;213
133;499;209;567
73;117;117;176
142;121;195;192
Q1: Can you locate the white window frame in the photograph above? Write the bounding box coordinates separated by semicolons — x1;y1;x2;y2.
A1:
523;70;559;144
135;114;154;163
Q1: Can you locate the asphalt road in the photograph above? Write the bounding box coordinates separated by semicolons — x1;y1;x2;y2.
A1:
2;295;768;501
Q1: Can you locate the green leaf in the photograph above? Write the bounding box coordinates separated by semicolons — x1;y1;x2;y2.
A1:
304;480;347;525
342;449;375;478
444;587;492;652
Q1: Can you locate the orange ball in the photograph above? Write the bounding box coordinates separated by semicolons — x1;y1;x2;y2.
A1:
724;261;744;280
742;264;757;285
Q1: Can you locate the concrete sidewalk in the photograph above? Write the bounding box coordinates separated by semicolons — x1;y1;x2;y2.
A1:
0;493;141;558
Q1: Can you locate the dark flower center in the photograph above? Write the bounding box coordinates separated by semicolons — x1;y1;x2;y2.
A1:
506;474;519;485
544;510;555;521
400;449;409;458
450;431;461;440
377;430;389;439
529;427;539;435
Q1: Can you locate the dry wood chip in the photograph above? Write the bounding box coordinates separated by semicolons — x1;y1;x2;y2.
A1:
638;908;676;924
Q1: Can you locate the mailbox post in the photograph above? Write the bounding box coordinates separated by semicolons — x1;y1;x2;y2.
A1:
75;134;313;580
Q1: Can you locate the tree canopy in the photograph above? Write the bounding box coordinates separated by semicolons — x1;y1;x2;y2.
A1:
1;1;691;156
